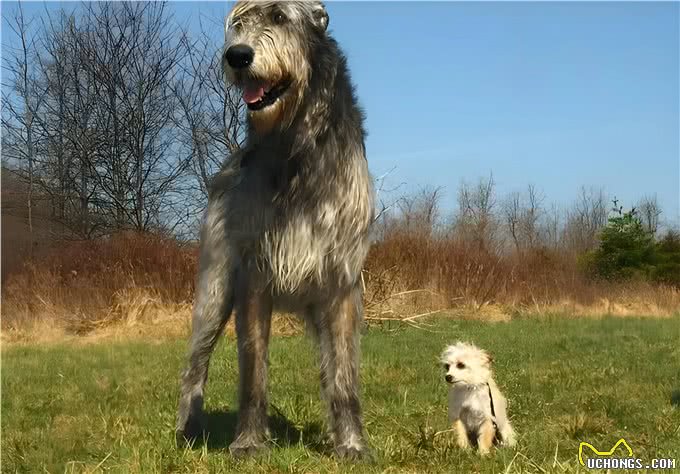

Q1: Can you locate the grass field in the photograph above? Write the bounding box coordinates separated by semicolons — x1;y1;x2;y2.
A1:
2;317;679;473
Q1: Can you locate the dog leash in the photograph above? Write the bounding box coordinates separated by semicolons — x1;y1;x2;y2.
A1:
486;383;497;418
486;383;500;439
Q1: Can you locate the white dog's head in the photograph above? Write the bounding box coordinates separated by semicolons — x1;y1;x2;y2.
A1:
440;341;493;386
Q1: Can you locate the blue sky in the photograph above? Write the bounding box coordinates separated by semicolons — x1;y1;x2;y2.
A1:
3;1;679;223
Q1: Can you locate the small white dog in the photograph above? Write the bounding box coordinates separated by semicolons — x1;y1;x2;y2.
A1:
440;342;516;455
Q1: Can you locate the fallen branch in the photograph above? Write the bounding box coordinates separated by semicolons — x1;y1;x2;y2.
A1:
365;309;445;322
390;289;442;298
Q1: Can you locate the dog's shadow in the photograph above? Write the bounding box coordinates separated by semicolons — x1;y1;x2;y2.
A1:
671;389;680;407
199;406;327;453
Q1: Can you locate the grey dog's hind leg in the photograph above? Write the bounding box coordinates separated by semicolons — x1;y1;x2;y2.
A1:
228;270;273;457
176;199;235;444
316;286;371;460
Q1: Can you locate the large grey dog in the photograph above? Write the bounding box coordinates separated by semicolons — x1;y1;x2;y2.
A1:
176;0;375;460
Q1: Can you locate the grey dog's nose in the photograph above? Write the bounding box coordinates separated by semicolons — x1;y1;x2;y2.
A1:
225;44;254;69
445;374;453;383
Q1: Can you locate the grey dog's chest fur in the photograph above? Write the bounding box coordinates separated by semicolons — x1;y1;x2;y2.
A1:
215;139;374;305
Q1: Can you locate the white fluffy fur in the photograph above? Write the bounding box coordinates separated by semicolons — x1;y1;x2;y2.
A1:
441;341;517;453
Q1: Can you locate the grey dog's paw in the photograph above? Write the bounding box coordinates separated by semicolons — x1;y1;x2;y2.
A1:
229;439;269;458
175;416;204;447
335;444;375;462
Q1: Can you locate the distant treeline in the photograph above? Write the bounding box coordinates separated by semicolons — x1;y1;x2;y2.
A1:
2;2;244;240
3;1;678;295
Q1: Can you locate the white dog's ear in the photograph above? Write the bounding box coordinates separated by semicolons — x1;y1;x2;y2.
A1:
485;352;494;365
440;347;452;364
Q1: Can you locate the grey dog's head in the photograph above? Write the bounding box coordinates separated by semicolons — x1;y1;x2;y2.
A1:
223;1;329;134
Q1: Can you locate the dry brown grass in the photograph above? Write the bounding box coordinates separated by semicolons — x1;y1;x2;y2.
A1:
362;232;680;324
2;232;197;335
2;231;678;344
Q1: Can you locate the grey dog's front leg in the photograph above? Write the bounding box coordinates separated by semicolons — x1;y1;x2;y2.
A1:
176;197;235;444
229;271;273;457
317;287;371;460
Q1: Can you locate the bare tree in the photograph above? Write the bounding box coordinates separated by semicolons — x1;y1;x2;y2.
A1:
73;2;188;232
395;192;416;234
522;184;543;248
2;2;206;239
370;166;405;240
387;185;444;238
562;186;608;253
637;194;662;236
1;3;48;244
3;2;202;237
540;202;562;250
28;9;98;237
418;185;444;236
170;18;246;237
503;191;522;251
454;173;500;251
503;184;544;252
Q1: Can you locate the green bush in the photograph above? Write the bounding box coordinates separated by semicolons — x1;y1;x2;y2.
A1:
585;210;656;281
651;230;680;287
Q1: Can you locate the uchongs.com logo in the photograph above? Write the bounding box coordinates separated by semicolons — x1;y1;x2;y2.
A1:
578;438;677;470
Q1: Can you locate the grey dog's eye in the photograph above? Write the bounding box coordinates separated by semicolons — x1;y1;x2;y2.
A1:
456;362;465;369
444;363;450;370
272;11;287;24
230;19;242;32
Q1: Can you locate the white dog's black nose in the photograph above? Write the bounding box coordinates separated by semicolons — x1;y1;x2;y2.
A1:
225;44;254;69
445;374;453;383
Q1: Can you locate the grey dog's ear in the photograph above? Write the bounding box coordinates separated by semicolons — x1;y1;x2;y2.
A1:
311;2;329;31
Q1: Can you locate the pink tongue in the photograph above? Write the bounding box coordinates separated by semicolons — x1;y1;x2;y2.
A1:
243;86;265;104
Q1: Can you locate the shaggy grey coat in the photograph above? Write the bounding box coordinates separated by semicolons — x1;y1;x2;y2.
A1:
176;0;375;460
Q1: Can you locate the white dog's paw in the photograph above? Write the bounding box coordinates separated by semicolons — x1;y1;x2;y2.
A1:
500;428;517;447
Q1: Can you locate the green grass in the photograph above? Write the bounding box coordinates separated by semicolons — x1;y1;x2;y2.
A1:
3;317;680;473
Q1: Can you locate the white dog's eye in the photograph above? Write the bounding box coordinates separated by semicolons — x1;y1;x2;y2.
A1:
444;363;450;370
456;362;465;369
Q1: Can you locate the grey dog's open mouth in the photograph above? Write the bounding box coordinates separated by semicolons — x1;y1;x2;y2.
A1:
241;79;291;111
